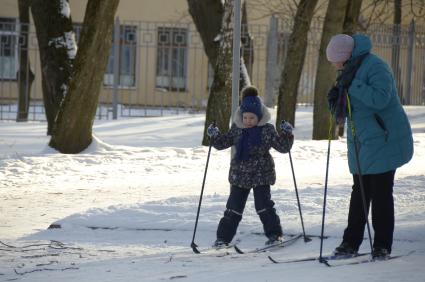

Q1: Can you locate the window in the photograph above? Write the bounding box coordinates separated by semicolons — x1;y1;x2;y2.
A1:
0;18;18;80
104;25;137;87
156;27;187;91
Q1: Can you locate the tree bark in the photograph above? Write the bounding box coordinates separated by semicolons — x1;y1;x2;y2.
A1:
343;0;363;35
49;0;120;153
312;0;350;140
241;0;254;79
275;0;318;129
31;0;76;135
187;0;223;67
201;0;234;145
336;0;364;137
392;0;402;102
188;0;251;145
16;0;35;122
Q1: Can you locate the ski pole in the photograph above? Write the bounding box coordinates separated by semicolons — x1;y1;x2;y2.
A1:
346;96;373;253
288;150;311;242
282;122;310;243
319;114;334;263
191;122;215;254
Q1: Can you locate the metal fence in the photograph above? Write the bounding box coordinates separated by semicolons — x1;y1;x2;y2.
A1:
1;17;424;121
269;17;425;106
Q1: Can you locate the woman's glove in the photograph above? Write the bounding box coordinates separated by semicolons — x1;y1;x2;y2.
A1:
327;86;339;113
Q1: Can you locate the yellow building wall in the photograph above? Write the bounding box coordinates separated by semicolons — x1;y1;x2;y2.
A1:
3;1;421;107
68;0;213;108
1;2;44;104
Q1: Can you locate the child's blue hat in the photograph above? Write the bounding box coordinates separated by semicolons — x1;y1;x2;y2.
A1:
240;95;263;120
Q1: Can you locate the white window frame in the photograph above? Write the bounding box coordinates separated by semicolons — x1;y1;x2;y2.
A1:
155;27;188;92
104;25;137;88
0;18;19;80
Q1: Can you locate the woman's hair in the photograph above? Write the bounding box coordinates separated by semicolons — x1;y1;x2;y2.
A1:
241;85;259;98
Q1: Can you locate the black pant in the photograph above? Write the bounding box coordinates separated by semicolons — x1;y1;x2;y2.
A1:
342;170;396;253
216;185;283;243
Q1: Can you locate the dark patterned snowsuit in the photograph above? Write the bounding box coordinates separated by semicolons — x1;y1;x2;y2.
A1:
211;106;293;243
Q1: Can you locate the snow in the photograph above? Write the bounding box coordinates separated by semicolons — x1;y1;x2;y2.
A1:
60;0;71;18
48;31;78;60
240;57;252;86
0;106;424;281
64;31;78;59
60;83;69;96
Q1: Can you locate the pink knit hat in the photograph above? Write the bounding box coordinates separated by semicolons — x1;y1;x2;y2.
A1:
326;34;354;63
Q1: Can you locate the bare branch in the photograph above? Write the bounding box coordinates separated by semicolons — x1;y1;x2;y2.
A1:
410;0;425;18
14;267;79;276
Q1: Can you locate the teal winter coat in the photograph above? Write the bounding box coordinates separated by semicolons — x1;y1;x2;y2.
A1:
345;34;413;175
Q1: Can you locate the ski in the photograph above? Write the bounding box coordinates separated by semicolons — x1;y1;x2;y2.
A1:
268;252;368;264
324;250;415;267
191;238;241;254
245;232;328;240
234;234;303;254
199;244;237;257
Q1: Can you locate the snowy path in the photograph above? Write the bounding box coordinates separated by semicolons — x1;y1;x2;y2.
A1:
1;106;424;281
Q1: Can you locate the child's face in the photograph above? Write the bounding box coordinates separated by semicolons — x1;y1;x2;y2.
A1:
242;112;259;128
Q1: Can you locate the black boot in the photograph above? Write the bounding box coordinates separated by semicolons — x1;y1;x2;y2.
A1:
258;208;283;244
372;247;390;260
333;242;358;255
265;234;284;245
213;239;229;248
216;209;242;244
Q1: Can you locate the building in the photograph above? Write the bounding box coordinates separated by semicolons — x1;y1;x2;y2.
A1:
1;1;424;120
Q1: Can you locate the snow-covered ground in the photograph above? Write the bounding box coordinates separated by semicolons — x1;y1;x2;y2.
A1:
0;106;424;282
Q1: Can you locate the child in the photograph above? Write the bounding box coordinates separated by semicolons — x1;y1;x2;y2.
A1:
207;86;294;247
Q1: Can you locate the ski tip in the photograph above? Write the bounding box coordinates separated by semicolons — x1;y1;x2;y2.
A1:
234;245;244;254
303;236;313;243
191;242;201;254
319;257;331;267
268;255;279;264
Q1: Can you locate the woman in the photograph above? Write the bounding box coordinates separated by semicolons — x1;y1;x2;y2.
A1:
326;34;414;259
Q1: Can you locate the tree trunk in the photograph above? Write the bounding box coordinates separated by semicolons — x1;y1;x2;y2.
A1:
16;0;35;122
392;0;402;102
31;0;76;135
241;0;254;79
49;0;120;153
312;0;349;140
336;0;364;137
275;0;318;129
188;0;251;145
201;0;234;145
343;0;363;35
187;0;223;67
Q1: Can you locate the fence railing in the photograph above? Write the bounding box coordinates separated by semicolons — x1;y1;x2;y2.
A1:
1;17;424;121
